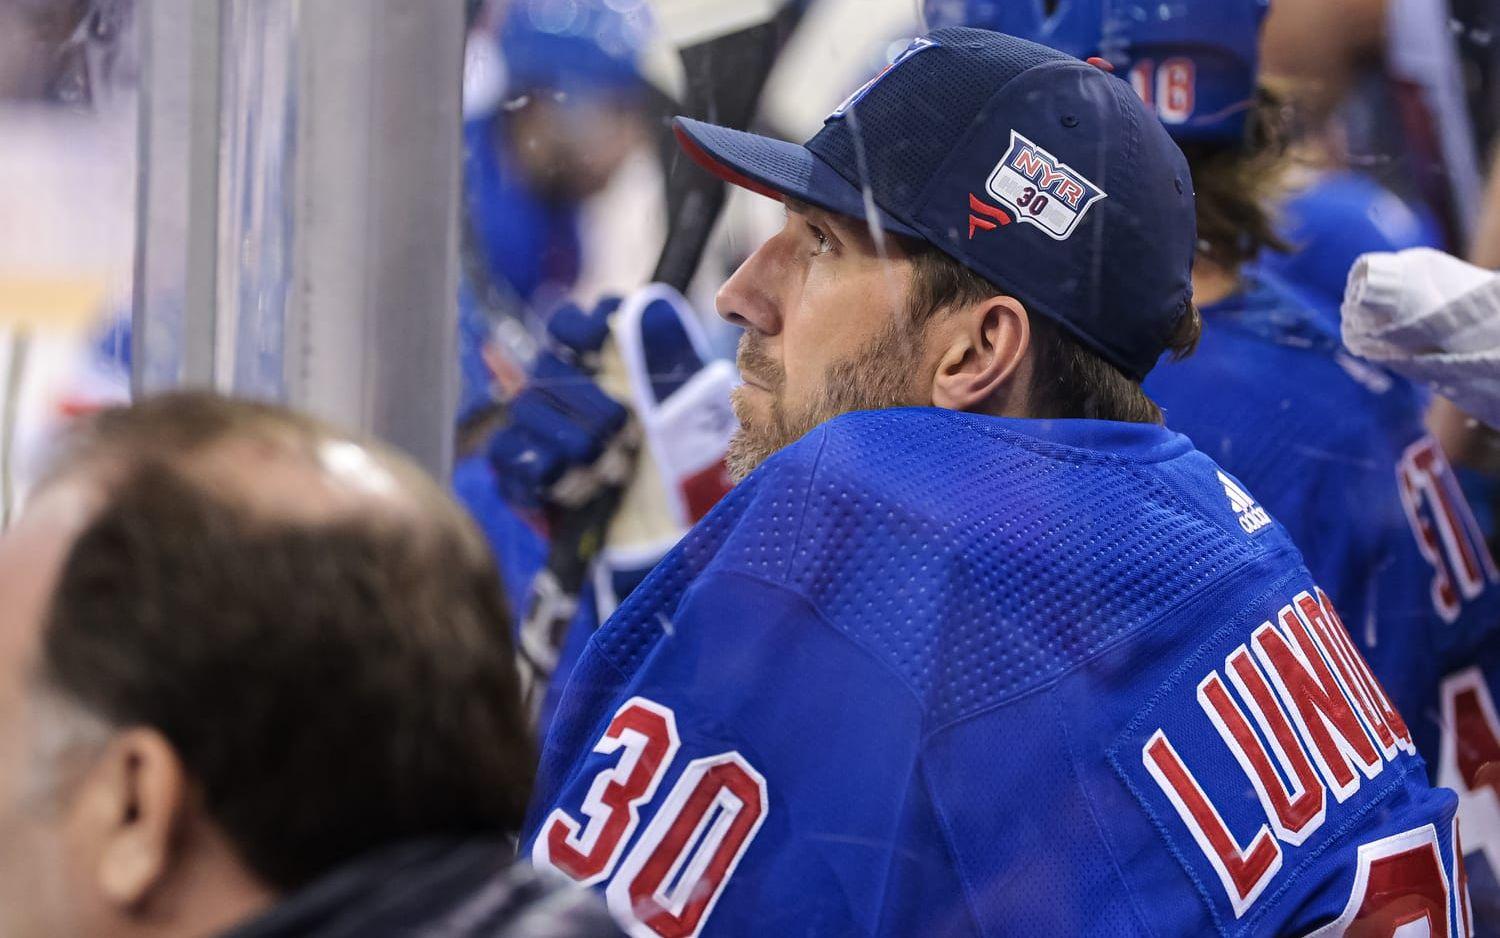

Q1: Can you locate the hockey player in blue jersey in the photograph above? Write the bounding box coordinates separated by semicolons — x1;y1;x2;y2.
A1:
525;28;1470;935
944;0;1500;928
1258;170;1445;329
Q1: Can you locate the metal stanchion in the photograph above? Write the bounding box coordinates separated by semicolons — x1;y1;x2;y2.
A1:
133;0;465;479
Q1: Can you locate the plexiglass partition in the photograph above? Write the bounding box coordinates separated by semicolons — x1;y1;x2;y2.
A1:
133;0;466;477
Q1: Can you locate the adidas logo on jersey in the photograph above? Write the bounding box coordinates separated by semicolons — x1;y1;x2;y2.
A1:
1218;471;1271;534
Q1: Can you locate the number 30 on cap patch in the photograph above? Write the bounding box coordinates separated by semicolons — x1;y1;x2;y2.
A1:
985;130;1107;240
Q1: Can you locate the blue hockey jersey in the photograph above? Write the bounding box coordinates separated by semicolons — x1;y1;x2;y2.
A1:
1148;271;1500;928
1259;170;1445;330
526;408;1465;936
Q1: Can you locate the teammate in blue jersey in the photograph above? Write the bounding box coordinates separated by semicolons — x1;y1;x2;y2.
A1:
1259;169;1446;328
948;0;1500;926
526;29;1468;935
452;0;658;718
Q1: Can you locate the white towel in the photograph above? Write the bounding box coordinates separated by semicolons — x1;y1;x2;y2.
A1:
1342;247;1500;428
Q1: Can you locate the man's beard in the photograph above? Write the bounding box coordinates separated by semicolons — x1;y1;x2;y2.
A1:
727;316;924;482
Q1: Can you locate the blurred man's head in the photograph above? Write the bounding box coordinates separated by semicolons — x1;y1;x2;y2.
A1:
504;95;647;203
490;0;652;203
684;30;1201;479
0;392;533;937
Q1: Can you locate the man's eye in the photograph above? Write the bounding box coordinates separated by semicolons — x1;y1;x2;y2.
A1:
808;224;833;256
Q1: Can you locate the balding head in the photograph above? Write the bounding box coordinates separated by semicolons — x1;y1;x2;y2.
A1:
0;392;533;938
40;391;441;525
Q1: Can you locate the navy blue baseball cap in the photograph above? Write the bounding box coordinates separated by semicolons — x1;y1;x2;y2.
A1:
674;27;1197;381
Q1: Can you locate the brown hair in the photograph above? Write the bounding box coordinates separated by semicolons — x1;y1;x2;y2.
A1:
1181;87;1295;271
903;245;1200;424
38;392;534;891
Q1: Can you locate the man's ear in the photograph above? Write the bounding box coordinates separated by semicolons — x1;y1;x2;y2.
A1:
78;728;188;911
930;295;1031;413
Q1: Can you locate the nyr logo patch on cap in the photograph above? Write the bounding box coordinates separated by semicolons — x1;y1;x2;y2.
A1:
827;37;936;122
985;131;1107;240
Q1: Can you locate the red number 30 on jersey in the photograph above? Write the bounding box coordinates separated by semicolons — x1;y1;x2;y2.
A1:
534;698;769;938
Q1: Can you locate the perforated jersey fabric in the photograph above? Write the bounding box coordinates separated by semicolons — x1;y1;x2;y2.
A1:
526;408;1461;936
1146;269;1500;924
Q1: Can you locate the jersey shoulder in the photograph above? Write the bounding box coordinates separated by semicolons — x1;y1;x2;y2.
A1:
736;409;1295;725
1148;274;1425;480
1261;170;1444;318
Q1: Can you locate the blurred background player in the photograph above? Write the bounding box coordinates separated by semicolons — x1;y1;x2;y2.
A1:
0;392;621;937
457;0;660;425
454;0;666;718
1261;0;1500;554
456;0;796;721
946;0;1500;923
1253;0;1447;328
1260;0;1483;257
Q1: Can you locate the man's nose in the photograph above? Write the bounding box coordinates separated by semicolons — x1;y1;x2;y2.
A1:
716;242;784;336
